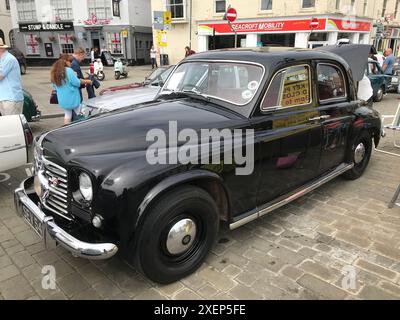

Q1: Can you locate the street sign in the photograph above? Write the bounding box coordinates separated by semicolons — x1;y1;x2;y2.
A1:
157;30;167;47
153;11;164;30
164;11;172;25
225;7;237;22
122;29;128;38
310;18;319;29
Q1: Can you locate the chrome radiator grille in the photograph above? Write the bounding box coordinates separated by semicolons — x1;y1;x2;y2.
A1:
42;158;72;220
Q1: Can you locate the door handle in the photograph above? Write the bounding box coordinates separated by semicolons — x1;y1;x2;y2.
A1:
308;115;331;122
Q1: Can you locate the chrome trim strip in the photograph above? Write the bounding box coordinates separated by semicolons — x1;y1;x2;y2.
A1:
14;178;118;260
0;145;25;154
230;163;354;230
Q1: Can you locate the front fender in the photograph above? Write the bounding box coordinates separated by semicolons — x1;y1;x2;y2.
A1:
136;169;224;228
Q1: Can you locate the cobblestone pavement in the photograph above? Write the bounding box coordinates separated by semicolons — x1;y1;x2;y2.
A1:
0;95;399;300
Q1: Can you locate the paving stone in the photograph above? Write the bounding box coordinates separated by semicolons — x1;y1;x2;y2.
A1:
297;274;347;299
378;281;400;296
75;262;107;284
31;279;65;300
358;285;398;300
181;272;207;291
355;259;398;281
0;255;12;268
32;250;60;266
298;247;318;258
281;265;304;281
299;260;338;282
198;284;219;299
14;229;41;247
0;275;35;300
21;263;43;283
157;281;184;297
222;264;242;278
92;278;122;298
228;284;263;300
57;273;90;297
335;231;372;249
72;288;102;300
277;239;303;251
198;266;237;291
371;242;400;261
268;246;306;265
174;288;202;300
0;264;20;282
11;250;36;268
251;280;286;299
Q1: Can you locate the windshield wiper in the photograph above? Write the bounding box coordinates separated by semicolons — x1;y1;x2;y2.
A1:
159;90;211;103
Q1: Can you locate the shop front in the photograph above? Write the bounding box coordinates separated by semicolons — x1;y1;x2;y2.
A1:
198;16;372;52
13;21;152;66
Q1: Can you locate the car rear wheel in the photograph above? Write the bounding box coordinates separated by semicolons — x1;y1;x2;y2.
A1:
133;186;219;284
343;131;372;180
20;64;27;75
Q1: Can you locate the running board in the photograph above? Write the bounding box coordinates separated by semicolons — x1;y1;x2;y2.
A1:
229;162;354;230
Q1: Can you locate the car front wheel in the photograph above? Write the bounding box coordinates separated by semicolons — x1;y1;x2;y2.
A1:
133;186;219;284
343;131;372;180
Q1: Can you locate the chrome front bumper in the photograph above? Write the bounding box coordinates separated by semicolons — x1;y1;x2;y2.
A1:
14;177;118;260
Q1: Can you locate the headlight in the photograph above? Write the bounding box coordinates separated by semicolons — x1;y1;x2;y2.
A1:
79;172;93;202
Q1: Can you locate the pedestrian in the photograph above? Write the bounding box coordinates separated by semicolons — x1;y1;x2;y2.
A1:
71;47;86;101
90;47;95;63
51;54;92;125
0;37;24;116
150;46;158;69
185;46;196;58
382;48;395;75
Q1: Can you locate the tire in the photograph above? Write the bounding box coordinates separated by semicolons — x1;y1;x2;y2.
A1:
97;71;105;81
132;186;219;284
115;71;121;80
374;86;384;102
20;63;27;75
343;131;373;180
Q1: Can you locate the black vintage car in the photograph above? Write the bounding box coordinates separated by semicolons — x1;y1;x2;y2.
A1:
15;47;382;284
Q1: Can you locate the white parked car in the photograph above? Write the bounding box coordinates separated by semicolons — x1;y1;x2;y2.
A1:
0;115;33;172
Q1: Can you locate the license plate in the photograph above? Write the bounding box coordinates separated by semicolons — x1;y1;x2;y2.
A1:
21;205;43;238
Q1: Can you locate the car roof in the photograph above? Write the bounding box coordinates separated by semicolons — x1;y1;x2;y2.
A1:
184;47;347;68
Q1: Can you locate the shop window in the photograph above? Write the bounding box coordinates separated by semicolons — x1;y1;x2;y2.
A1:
108;32;122;54
262;65;311;110
167;0;185;19
88;0;112;20
261;0;273;11
24;34;40;55
335;0;340;10
301;0;315;8
215;0;226;13
309;33;327;41
59;34;75;54
16;0;37;21
317;64;347;101
51;0;73;21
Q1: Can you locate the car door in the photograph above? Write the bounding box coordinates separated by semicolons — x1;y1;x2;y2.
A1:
367;60;385;96
315;61;356;173
250;63;322;206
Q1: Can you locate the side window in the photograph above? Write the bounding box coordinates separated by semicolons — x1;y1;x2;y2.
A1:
261;65;311;110
317;64;347;101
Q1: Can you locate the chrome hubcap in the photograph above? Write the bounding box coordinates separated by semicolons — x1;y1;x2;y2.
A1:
166;218;197;255
354;143;366;164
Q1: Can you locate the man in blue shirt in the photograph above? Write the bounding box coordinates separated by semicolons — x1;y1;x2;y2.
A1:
382;48;395;75
71;47;86;102
0;38;23;115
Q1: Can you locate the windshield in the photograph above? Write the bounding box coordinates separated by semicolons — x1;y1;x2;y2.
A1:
160;62;264;106
146;67;169;84
150;66;174;86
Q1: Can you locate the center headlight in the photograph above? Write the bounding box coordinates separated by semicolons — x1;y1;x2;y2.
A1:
79;172;93;202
